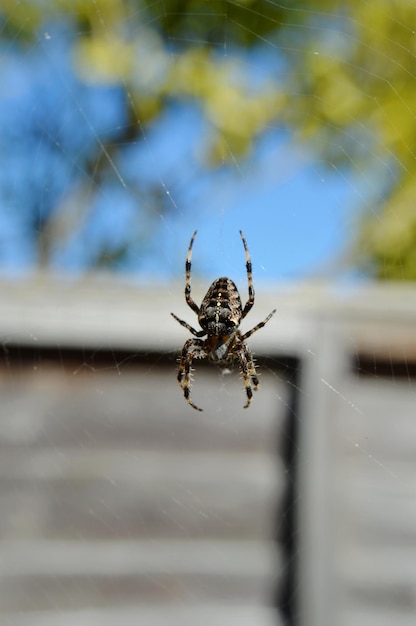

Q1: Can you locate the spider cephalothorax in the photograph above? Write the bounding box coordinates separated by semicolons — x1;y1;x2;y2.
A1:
171;230;276;411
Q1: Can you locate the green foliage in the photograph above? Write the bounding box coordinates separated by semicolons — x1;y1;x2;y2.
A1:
358;178;416;280
145;0;286;47
282;1;416;279
2;0;287;159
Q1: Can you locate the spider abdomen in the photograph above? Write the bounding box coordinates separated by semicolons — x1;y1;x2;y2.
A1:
198;277;242;336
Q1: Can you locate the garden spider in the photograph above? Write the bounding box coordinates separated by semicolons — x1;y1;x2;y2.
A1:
171;230;276;411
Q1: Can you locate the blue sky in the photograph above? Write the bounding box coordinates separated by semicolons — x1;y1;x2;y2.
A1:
121;104;362;283
0;22;364;283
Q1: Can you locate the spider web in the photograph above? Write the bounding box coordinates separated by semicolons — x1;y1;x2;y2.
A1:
1;2;416;626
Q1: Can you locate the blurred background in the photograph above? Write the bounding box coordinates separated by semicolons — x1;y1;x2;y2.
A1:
2;0;416;281
1;1;416;626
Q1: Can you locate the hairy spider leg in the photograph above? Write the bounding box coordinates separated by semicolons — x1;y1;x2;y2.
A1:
177;337;206;411
171;230;205;337
238;335;260;408
185;230;200;315
239;230;255;319
241;308;277;341
170;312;206;337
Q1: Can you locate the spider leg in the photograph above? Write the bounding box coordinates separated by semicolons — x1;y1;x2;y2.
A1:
237;337;260;409
239;230;255;319
176;338;206;411
184;230;200;316
171;312;206;337
241;308;276;341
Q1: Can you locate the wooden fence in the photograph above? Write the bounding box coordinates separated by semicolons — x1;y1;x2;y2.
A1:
0;278;416;626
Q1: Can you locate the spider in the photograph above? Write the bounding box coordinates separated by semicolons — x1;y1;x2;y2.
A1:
171;230;276;411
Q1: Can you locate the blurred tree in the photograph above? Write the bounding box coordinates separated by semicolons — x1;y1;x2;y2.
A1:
1;0;415;277
281;0;416;279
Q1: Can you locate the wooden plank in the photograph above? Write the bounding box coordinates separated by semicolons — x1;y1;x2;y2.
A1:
0;605;280;626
